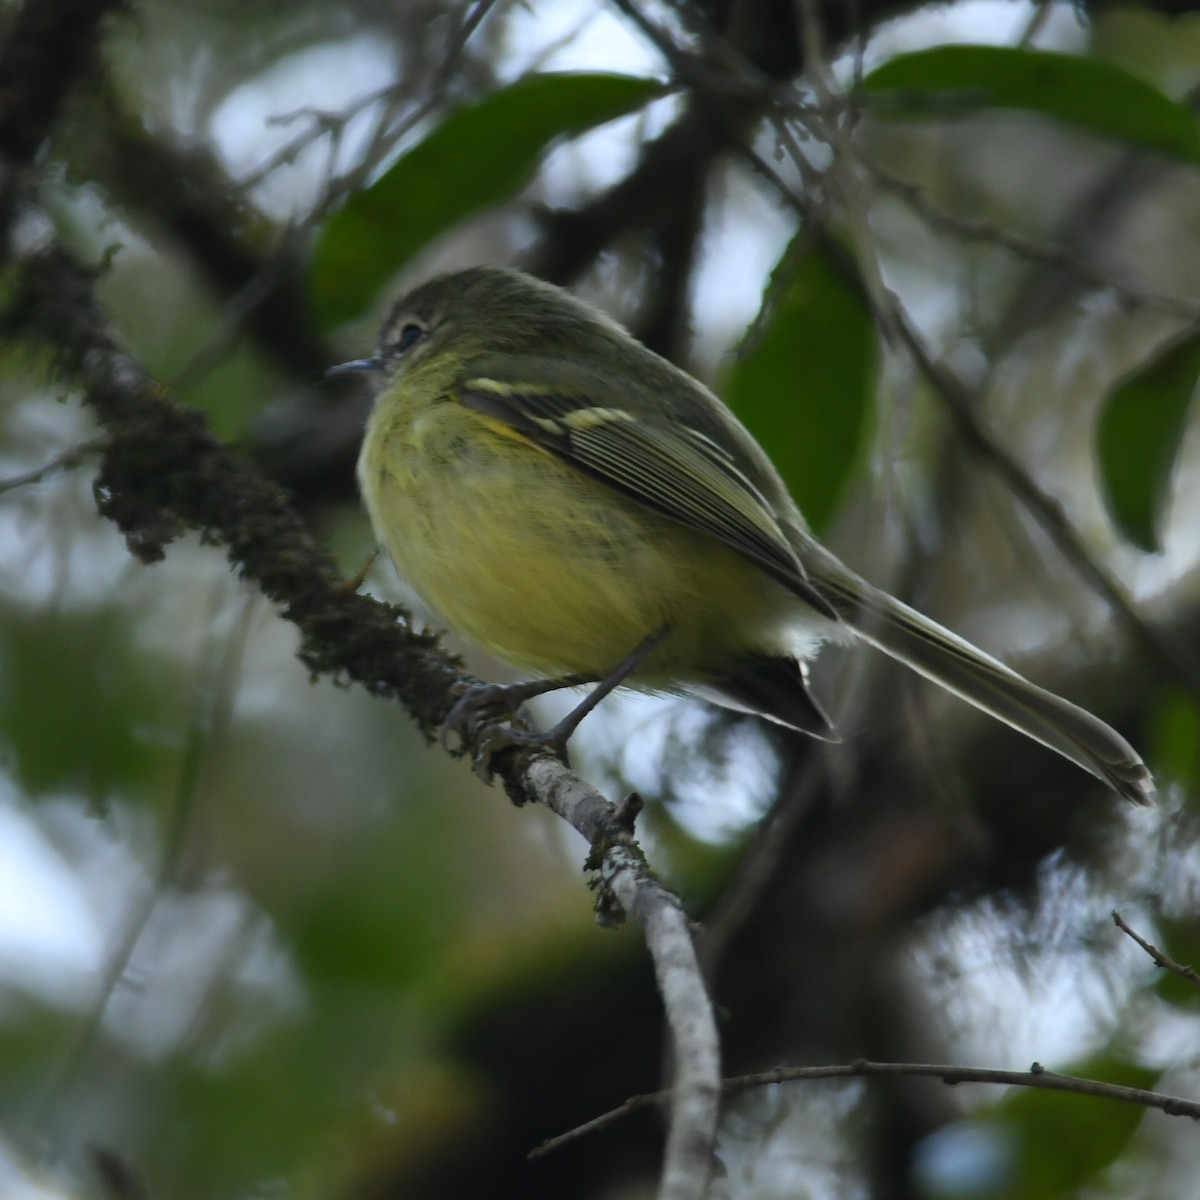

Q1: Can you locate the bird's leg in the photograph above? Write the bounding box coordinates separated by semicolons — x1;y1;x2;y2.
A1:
440;674;595;754
446;626;671;779
509;626;672;750
343;547;381;594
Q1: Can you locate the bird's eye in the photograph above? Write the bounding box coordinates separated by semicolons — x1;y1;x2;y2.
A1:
391;322;425;356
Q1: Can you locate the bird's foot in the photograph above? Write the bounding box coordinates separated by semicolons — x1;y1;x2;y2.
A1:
441;680;573;782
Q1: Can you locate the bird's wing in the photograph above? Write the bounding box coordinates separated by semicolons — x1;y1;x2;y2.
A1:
456;359;837;621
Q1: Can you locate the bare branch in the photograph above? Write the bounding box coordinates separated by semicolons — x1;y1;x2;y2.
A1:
604;1;1199;706
741;138;1200;699
736;1059;1200;1115
525;757;720;1200
0;439;98;494
252;0;506;224
1114;910;1200;989
864;159;1200;324
882;295;1200;697
533;1056;1200;1158
0;0;124;165
3;224;719;1200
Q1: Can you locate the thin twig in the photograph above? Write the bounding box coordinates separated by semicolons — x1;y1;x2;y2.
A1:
1114;910;1200;989
0;439;98;494
1017;0;1056;48
733;128;1200;695
531;1056;1200;1158
884;296;1200;696
793;0;896;342
243;0;504;214
31;581;258;1136
865;159;1200;323
609;0;778;105
779;24;1200;696
615;0;1200;702
171;1;504;396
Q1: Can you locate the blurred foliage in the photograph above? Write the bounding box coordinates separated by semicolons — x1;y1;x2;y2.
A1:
2;1;1200;1200
987;1057;1159;1200
1146;913;1200;1007
1149;686;1200;796
863;44;1200;166
922;1056;1159;1200
1097;328;1200;552
311;71;666;327
723;239;874;533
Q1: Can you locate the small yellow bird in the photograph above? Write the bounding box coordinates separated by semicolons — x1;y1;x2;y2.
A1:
333;266;1152;804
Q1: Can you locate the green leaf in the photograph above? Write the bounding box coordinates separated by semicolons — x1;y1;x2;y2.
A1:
1149;686;1200;795
862;45;1200;168
975;1055;1157;1200
310;72;666;328
1097;329;1200;552
722;241;874;533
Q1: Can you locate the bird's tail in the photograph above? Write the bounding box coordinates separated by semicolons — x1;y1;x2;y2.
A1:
807;553;1153;805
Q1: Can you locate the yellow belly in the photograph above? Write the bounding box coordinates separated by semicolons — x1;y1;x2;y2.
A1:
358;398;792;683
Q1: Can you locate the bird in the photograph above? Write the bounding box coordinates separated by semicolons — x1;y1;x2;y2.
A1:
333;265;1152;804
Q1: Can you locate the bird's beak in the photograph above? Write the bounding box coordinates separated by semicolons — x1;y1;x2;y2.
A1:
325;357;383;379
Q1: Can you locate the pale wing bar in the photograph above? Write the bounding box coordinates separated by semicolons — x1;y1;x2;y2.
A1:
459;381;838;621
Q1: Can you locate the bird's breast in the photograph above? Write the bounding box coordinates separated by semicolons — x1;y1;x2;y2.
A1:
358;399;798;680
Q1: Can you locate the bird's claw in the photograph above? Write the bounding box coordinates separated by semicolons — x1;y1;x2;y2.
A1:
439;681;516;754
439;682;567;782
439;682;573;783
472;721;572;782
